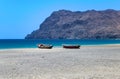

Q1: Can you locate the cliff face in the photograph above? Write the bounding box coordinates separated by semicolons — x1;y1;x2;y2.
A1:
25;9;120;39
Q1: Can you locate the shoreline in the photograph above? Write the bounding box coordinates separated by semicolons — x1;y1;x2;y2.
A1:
0;43;120;50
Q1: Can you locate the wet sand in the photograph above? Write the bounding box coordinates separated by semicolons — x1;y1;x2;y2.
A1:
0;45;120;79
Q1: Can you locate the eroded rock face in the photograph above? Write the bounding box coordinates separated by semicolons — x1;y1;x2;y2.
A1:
25;9;120;39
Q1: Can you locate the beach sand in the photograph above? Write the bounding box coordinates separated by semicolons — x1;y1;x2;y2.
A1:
0;45;120;79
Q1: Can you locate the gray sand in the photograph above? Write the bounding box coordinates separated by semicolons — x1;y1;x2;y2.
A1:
0;45;120;79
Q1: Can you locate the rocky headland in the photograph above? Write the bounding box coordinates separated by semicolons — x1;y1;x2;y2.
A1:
25;9;120;39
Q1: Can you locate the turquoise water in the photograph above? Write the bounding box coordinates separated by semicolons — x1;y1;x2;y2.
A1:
0;39;120;49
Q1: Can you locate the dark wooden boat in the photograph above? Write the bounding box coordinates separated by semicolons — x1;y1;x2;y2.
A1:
63;44;80;49
38;44;53;49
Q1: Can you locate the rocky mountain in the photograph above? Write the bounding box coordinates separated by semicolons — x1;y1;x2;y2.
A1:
25;9;120;39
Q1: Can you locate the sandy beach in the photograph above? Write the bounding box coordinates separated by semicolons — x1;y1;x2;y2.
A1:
0;45;120;79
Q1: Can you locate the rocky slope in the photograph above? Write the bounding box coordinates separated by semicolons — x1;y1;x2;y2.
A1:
25;9;120;39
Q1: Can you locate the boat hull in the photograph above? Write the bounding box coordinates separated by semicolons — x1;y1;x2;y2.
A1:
63;45;80;49
38;44;53;49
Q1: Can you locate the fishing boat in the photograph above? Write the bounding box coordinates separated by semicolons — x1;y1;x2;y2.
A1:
63;44;80;49
37;44;53;49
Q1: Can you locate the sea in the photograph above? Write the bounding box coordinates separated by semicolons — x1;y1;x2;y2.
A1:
0;39;120;49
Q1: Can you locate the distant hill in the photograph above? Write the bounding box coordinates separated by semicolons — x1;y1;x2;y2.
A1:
25;9;120;39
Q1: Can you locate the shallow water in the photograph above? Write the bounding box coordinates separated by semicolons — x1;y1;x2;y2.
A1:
0;39;120;49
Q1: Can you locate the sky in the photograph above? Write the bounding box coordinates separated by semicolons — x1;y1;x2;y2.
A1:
0;0;120;39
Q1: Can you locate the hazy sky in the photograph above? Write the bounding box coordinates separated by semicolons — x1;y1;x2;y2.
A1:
0;0;120;39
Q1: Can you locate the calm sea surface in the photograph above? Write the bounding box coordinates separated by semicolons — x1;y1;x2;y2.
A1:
0;39;120;49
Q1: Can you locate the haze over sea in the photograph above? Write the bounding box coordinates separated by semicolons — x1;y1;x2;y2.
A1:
0;39;120;49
